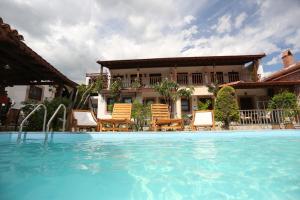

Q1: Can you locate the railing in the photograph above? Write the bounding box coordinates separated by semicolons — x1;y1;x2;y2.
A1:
46;104;66;132
192;73;203;85
150;76;162;86
228;72;240;82
177;73;188;85
18;104;47;142
237;109;300;126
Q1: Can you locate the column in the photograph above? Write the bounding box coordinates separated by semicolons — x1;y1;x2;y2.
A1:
97;94;109;118
176;98;181;118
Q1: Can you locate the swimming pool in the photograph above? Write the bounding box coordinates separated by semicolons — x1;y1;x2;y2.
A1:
0;130;300;200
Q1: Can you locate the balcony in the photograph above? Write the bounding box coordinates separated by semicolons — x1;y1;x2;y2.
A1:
177;73;188;85
149;74;162;86
228;72;240;82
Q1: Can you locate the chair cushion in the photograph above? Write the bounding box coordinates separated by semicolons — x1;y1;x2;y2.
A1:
74;112;97;126
194;112;213;126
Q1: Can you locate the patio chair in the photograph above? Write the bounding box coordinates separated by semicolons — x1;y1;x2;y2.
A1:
240;111;253;124
191;110;215;130
258;110;271;123
98;103;133;132
70;109;98;131
151;104;183;131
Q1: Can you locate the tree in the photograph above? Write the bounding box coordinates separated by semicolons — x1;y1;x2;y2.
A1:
215;86;239;129
153;78;194;106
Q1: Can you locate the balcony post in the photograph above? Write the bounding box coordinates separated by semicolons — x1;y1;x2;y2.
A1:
174;66;177;82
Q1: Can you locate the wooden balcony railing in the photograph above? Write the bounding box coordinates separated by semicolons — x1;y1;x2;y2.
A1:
228;72;240;82
150;75;162;86
177;73;188;85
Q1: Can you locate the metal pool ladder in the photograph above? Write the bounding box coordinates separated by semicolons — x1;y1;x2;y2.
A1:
18;104;47;141
45;104;66;141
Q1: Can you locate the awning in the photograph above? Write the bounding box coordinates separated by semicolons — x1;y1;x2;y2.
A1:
97;54;266;69
0;18;77;88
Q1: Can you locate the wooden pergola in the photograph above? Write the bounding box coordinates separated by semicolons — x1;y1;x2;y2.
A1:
0;18;77;94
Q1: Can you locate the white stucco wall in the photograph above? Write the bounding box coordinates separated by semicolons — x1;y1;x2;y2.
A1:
6;85;56;109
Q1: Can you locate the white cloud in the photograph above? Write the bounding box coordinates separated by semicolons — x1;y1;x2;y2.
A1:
215;15;232;33
266;56;280;66
285;30;300;53
1;0;300;82
234;12;247;28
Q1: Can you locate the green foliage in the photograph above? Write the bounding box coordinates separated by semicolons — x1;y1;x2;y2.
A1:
154;78;194;105
131;78;142;89
22;97;71;131
74;84;88;108
197;99;211;110
107;104;113;112
215;86;239;129
91;76;104;93
181;113;192;125
110;77;123;102
131;100;150;131
268;91;299;123
208;83;220;97
268;91;298;110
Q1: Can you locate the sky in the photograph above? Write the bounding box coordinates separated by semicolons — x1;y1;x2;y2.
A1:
1;0;300;83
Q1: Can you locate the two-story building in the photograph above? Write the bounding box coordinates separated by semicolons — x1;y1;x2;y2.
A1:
87;54;267;118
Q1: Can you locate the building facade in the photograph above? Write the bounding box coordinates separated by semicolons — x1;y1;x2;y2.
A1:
87;54;268;118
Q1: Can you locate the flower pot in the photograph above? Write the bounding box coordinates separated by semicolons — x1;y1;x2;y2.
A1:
284;123;295;129
271;124;281;129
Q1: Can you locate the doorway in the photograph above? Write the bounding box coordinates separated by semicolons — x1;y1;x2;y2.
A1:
239;97;254;110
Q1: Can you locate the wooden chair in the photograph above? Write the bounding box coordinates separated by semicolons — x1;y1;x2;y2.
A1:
151;104;183;131
98;103;132;132
70;109;98;131
4;108;20;131
191;110;215;130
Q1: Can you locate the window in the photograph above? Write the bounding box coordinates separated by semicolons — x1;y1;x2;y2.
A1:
210;72;224;84
177;73;188;85
159;98;167;104
150;74;161;85
181;98;190;112
122;97;132;103
216;72;224;84
28;86;43;101
228;72;240;82
143;98;155;105
192;73;203;85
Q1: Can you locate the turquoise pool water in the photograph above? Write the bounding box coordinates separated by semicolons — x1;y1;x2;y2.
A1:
0;131;300;200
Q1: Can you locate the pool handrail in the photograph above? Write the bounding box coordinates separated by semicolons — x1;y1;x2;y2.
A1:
19;104;47;132
46;104;66;132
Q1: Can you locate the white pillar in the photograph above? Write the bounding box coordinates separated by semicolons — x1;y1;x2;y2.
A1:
97;94;111;118
176;98;181;118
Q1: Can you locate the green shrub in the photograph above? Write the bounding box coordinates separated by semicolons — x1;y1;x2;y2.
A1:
215;86;239;129
22;97;71;131
268;91;299;123
131;100;150;131
197;99;211;110
268;91;298;109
